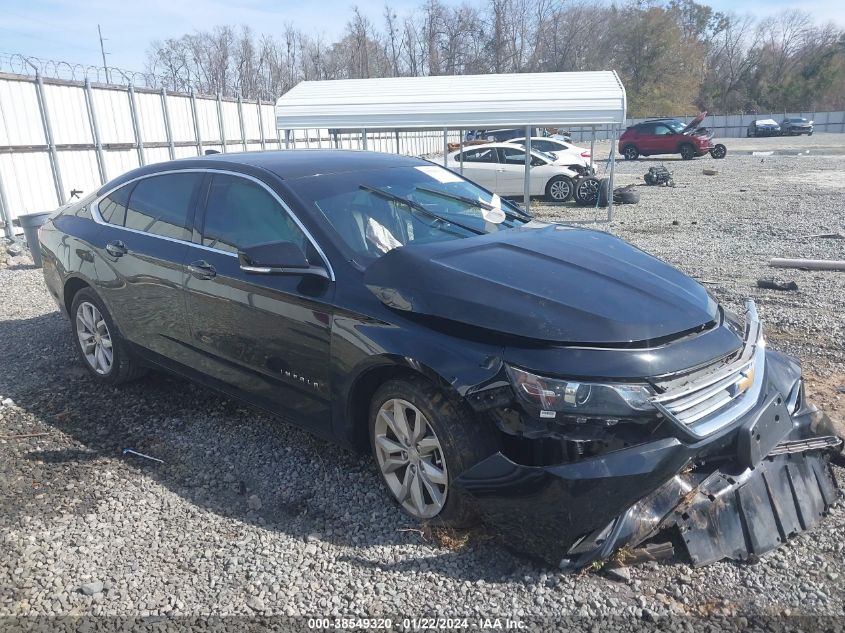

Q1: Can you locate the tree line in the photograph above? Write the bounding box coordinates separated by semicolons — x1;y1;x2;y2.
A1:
144;0;845;117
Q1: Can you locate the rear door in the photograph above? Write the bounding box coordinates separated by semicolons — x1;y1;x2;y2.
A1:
456;147;499;190
182;172;335;433
93;172;202;363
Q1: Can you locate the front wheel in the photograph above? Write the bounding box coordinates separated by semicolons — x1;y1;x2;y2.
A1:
369;378;499;525
710;143;727;159
679;143;696;160
545;175;574;202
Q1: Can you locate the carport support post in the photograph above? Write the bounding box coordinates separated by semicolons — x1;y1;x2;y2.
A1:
607;125;618;222
459;131;464;175
443;128;448;167
84;78;107;184
361;129;368;150
394;130;400;154
284;130;291;149
590;127;595;170
257;99;266;150
523;126;531;212
34;72;66;205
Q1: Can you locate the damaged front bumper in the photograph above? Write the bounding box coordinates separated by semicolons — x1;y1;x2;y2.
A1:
454;304;843;569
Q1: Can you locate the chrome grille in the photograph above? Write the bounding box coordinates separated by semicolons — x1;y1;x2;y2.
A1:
652;359;754;425
650;299;765;436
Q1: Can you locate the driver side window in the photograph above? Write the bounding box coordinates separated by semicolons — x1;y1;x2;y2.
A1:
201;174;307;255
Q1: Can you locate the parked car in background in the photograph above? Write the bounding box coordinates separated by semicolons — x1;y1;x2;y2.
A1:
446;143;580;201
619;113;727;160
747;119;781;137
508;137;594;175
780;117;814;135
466;128;542;142
38;149;843;571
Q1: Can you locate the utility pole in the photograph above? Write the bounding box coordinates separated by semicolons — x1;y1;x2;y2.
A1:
98;24;110;84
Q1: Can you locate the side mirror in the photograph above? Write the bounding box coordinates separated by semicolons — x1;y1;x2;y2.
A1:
238;240;329;279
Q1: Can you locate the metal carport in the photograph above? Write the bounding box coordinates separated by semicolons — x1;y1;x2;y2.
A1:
274;71;626;219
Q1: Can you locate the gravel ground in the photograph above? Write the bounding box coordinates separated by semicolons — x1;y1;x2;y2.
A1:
1;133;844;627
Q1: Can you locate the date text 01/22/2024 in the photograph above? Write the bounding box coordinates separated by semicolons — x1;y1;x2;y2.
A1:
306;618;525;630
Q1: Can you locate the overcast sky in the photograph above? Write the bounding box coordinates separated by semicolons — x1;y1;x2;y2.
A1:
3;0;844;72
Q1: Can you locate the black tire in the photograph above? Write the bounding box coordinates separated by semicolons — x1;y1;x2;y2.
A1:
70;288;147;385
622;145;639;160
369;377;499;526
679;143;696;160
545;175;574;202
614;187;640;205
574;176;602;206
710;143;727;159
808;131;813;136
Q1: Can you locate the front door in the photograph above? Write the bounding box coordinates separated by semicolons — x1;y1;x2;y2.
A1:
93;172;202;363
182;172;334;433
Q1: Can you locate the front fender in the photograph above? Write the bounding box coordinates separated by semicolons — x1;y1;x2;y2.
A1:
329;314;504;446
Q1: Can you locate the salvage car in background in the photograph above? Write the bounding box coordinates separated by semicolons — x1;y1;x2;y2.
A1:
619;113;727;160
781;117;814;135
446;143;580;201
508;137;594;176
39;150;842;570
747;119;781;137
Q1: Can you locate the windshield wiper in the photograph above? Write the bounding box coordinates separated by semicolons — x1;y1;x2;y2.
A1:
414;185;531;220
359;185;484;236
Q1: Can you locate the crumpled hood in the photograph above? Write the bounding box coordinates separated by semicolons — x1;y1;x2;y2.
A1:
364;224;718;345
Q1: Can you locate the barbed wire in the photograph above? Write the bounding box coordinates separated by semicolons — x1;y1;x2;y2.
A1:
0;52;159;87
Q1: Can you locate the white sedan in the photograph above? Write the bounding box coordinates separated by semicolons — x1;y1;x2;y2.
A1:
509;137;592;163
446;143;580;202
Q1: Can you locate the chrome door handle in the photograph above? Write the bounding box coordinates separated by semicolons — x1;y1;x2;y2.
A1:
188;260;216;280
105;240;127;257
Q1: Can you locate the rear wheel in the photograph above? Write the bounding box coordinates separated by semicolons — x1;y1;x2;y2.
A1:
545;175;574;202
679;143;696;160
622;145;639;160
71;288;146;385
369;378;498;525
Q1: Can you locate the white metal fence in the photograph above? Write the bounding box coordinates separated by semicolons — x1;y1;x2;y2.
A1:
0;72;457;236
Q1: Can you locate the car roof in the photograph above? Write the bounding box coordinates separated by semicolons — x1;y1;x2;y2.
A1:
98;149;429;193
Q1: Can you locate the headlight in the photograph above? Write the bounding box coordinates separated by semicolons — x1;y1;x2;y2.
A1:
505;365;655;419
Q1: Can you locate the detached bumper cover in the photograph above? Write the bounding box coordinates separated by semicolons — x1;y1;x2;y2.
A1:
454;350;842;568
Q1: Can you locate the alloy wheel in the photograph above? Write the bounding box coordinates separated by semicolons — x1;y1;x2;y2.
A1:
76;301;113;375
549;178;572;201
374;398;448;519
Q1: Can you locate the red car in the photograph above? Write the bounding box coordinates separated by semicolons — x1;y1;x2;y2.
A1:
619;112;727;161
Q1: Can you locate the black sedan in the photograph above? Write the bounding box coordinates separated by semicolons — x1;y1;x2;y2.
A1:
781;117;814;135
39;150;842;568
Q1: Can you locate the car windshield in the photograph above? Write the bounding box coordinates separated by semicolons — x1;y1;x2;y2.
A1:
285;165;530;263
790;118;808;123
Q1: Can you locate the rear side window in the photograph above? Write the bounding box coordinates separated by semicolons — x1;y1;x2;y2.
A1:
201;174;307;254
460;148;496;163
124;173;202;240
99;185;132;225
499;146;528;164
